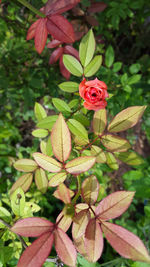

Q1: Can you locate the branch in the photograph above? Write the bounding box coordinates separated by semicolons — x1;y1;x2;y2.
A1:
16;0;46;18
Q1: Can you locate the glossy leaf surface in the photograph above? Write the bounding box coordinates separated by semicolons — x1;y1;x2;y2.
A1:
65;157;96;174
63;55;83;76
33;153;62;173
59;81;79;93
67;119;89;144
52;98;72;113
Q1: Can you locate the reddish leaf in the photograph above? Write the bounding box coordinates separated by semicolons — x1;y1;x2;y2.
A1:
35;18;48;54
45;0;80;16
86;16;99;27
87;2;107;13
101;222;150;263
51;113;71;162
47;15;75;44
81;175;99;205
18;232;54;267
11;217;54;237
72;210;90;239
53;183;73;204
59;55;70;80
65;156;96;175
85;219;103;262
56;211;72;232
64;45;79;60
54;227;77;267
74;235;87;257
96;191;135;220
47;39;62;48
26;20;40;40
49;47;63;64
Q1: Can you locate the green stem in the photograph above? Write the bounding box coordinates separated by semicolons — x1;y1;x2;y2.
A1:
16;0;46;18
100;258;121;266
72;176;81;204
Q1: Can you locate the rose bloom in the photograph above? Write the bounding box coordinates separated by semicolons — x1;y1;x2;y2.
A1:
79;78;109;111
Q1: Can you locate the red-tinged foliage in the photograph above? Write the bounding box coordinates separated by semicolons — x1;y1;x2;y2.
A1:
11;217;54;237
47;15;75;44
85;219;103;262
53;183;73;204
81;176;99;205
54;227;77;267
64;45;79;60
47;39;62;48
44;0;80;16
49;47;63;64
85;16;99;27
34;18;48;54
101;222;150;263
96;191;135;220
56;211;72;232
72;210;91;240
59;55;71;79
18;232;54;267
87;2;107;13
26;20;40;41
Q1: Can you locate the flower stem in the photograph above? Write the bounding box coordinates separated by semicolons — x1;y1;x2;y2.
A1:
16;0;46;18
72;176;81;204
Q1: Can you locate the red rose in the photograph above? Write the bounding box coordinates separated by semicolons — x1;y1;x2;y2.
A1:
79;78;109;111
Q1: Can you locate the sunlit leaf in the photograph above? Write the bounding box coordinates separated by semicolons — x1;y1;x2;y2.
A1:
11;188;25;216
65;157;96;174
96;191;135;220
14;159;38;172
63;55;83;76
72;210;90;239
108;106;147;132
54;227;77;267
10;173;33;194
32;129;49;138
51;113;71;162
67;119;89;144
101;134;131;152
102;222;150;263
114;151;144;165
36;115;58;131
56;210;72;232
91;145;106;163
84;55;102;77
18;232;54;267
49;171;67;187
52;98;72;113
105;152;119;170
93;109;107;135
59;81;79;93
74;235;87;258
33;152;62;173
85;219;103;262
81;175;99;205
11;217;54;237
34;102;47;122
35;168;48;193
53;183;73;204
0;207;12;223
79;29;95;67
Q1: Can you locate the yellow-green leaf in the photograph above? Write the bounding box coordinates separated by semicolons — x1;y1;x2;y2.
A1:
33;152;62;173
93;109;107;135
35;168;48;193
14;159;38;172
108;106;147;132
84;55;102;77
81;175;99;205
105;152;119;170
10;173;33;194
11;188;25;216
34;102;47;122
58;82;79;93
101;134;131;152
52;98;72;113
32;129;49;138
67;119;89;144
114;151;144;165
65;157;96;174
79;29;95;67
63;55;83;77
36;115;58;131
49;172;67;187
51;113;71;162
91;145;106;163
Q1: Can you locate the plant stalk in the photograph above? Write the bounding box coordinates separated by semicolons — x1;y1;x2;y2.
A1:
16;0;46;18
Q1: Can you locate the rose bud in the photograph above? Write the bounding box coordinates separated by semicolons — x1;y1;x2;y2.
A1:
79;78;109;111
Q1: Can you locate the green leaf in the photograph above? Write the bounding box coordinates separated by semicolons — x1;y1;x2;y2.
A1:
121;73;128;86
67;119;89;144
34;102;47;122
63;55;83;77
46;136;53;157
105;152;119;170
33;152;62;173
37;115;58;131
58;82;79;93
84;55;102;77
101;134;131;152
112;62;122;72
129;63;141;74
73;113;90;127
0;207;12;223
14;159;38;172
10;173;33;194
69;99;79;109
35;168;48;193
105;45;115;68
114;151;144;165
52;98;72;113
108;106;147;132
124;85;132;93
32;129;49;138
79;29;95;67
93;109;107;135
91;145;106;163
11;188;25;216
49;172;67;187
128;74;141;85
65;156;96;174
